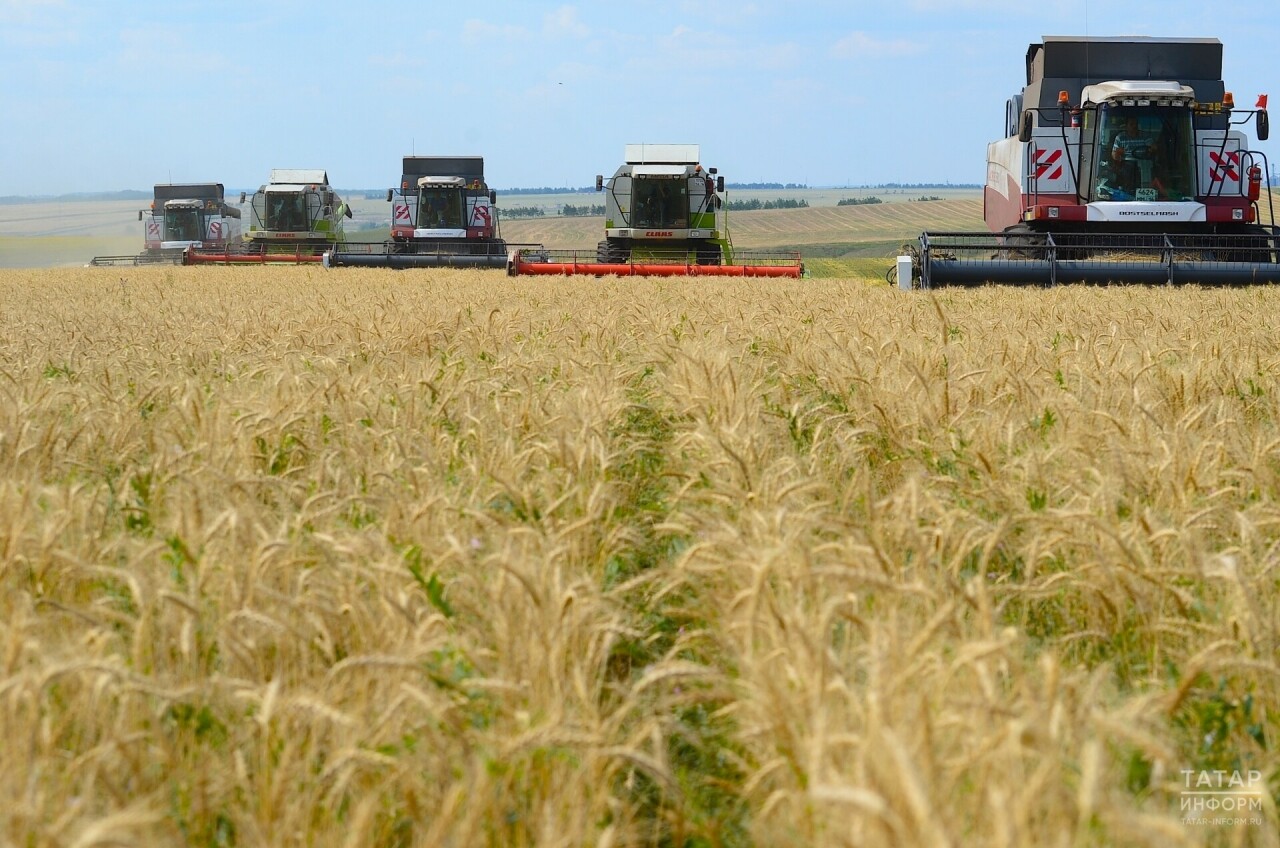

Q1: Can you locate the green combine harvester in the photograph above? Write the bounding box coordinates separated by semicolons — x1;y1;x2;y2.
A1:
184;169;350;264
508;144;804;277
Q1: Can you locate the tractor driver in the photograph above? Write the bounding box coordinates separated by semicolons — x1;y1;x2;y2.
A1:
423;198;447;228
1110;116;1152;193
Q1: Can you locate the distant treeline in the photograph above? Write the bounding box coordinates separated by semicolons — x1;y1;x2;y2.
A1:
504;204;606;218
562;204;605;216
725;198;810;211
504;206;547;218
727;182;808;190
502;186;596;195
837;196;883;206
0;190;151;205
871;183;981;189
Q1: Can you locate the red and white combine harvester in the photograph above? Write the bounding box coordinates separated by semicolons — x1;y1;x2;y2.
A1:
89;183;243;266
508;144;804;278
913;36;1278;287
324;156;512;269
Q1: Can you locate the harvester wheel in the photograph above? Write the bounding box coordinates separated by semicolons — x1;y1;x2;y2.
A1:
597;240;630;264
999;224;1048;260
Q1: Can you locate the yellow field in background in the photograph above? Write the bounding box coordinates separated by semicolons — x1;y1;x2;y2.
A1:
1;267;1277;846
0;193;986;271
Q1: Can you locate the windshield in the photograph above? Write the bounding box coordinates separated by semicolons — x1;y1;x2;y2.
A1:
266;193;310;231
417;188;464;228
632;177;689;228
164;208;203;241
1090;105;1195;202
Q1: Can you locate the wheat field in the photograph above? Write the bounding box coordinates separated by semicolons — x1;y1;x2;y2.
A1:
1;267;1277;847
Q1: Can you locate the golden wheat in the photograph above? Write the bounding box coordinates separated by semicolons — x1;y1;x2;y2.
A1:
0;267;1276;847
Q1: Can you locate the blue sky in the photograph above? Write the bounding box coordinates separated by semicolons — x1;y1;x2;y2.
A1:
2;0;1276;194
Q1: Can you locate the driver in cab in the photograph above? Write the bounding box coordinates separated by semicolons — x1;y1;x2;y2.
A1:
1110;117;1152;191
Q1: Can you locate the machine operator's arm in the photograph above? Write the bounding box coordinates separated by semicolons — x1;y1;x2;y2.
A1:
1112;133;1152;161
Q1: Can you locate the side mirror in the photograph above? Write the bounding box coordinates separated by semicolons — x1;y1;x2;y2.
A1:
138;210;144;221
595;174;603;192
716;175;725;193
489;189;497;204
386;188;394;202
239;191;247;204
345;205;353;219
1018;110;1034;142
1259;110;1270;142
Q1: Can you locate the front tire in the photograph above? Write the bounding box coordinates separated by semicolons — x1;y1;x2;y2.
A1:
597;239;630;264
695;243;722;265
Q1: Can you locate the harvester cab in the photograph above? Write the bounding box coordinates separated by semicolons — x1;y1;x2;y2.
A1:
323;156;511;269
914;36;1279;287
1082;85;1201;205
508;144;803;277
145;184;243;252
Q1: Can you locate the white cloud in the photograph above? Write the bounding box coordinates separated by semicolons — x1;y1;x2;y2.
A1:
109;23;241;91
0;0;64;20
905;0;1021;9
651;24;800;72
678;0;760;19
830;31;924;59
366;51;427;70
543;5;589;39
0;0;76;47
462;18;529;46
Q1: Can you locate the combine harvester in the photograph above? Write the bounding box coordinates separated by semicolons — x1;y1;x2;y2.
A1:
89;183;242;266
184;169;350;265
324;156;512;269
508;144;804;278
912;36;1278;288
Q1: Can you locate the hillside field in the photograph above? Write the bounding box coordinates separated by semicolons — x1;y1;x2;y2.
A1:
1;266;1277;846
0;190;984;272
